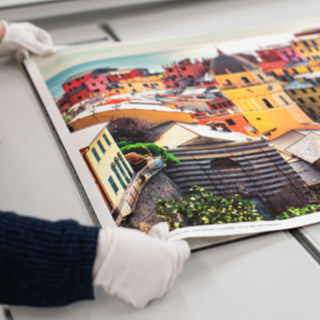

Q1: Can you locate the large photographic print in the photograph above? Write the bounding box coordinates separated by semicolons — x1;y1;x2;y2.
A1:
30;28;320;238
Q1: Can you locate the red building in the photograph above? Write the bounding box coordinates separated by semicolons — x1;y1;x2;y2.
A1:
107;68;149;82
256;46;307;71
68;83;91;105
62;72;93;94
164;59;206;79
163;59;207;88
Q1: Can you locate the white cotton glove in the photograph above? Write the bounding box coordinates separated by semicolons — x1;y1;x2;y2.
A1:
93;223;190;308
0;21;53;58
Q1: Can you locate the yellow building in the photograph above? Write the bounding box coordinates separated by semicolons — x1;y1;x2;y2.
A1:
290;34;320;66
75;124;135;215
285;72;320;122
209;52;319;139
264;64;320;83
119;74;167;93
103;87;127;96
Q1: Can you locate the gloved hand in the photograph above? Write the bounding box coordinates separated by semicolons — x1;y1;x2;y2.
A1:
93;223;190;308
0;21;53;57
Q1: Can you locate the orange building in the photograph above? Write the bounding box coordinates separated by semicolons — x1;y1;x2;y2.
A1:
196;113;261;137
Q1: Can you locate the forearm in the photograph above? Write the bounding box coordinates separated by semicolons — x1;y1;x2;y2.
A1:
0;211;190;308
0;211;100;307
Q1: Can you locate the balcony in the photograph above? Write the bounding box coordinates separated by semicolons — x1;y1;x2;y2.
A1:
114;157;166;224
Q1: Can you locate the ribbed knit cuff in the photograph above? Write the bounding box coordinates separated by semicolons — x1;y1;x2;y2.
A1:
0;211;100;307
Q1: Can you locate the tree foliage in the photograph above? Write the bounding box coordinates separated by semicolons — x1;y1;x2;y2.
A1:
108;118;158;142
276;204;320;220
155;185;264;230
120;142;180;165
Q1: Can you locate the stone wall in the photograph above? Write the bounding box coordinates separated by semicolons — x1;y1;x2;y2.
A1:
121;171;182;232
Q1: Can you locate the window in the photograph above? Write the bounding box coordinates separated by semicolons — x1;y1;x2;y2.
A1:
103;133;111;146
262;98;274;109
257;74;265;81
303;40;309;47
226;119;236;126
225;79;233;85
111;164;127;190
119;153;133;177
297;98;305;104
292;68;298;75
115;159;130;183
271;71;277;78
308;107;315;114
128;84;132;87
309;97;317;103
311;88;317;92
290;90;296;95
301;88;307;93
241;77;251;84
143;83;149;87
181;67;186;71
108;176;119;194
77;96;82;100
91;148;100;162
279;95;290;105
97;140;106;153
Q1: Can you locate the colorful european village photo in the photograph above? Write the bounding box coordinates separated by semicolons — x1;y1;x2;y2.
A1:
42;28;320;232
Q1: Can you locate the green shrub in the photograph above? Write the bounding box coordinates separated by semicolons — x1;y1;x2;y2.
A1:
120;143;180;164
276;204;320;220
117;140;134;148
155;185;264;230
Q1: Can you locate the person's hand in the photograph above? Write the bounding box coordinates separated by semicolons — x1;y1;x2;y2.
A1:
93;223;190;308
0;21;53;58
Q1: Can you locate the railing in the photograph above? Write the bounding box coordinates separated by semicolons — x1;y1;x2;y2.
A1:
194;107;240;119
221;79;276;90
115;157;166;224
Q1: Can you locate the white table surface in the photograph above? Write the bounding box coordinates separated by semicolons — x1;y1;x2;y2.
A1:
1;0;320;319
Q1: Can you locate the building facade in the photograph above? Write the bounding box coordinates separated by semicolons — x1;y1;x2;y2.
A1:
81;126;135;216
209;51;319;139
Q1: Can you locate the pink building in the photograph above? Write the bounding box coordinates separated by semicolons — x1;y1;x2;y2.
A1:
256;46;307;71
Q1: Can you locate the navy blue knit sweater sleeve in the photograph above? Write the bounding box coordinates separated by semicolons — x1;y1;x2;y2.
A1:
0;211;100;307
